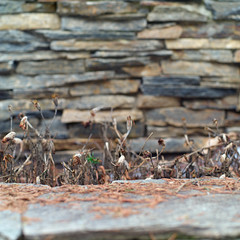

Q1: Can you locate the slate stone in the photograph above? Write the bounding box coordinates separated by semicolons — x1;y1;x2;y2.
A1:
0;210;22;240
0;61;14;74
129;137;207;153
148;3;211;22
0;13;60;30
68;121;145;139
61;109;144;123
0;1;55;14
183;95;239;110
92;50;172;58
166;38;240;49
70;80;140;96
143;76;200;86
57;1;138;16
13;88;69;99
234;50;240;62
182;22;240;39
137;95;180;109
86;57;150;70
0;90;12;100
98;13;148;20
146;107;225;127
147;126;209;138
0;30;45;43
201;81;240;89
137;25;183;39
0;51;90;62
51;40;163;51
16;60;85;75
61;17;147;32
161;61;239;77
172;50;233;63
122;63;162;77
225;111;240;126
0;42;48;53
204;0;240;20
64;95;136;110
141;85;236;98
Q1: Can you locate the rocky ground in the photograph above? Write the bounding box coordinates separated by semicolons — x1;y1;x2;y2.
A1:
0;178;240;240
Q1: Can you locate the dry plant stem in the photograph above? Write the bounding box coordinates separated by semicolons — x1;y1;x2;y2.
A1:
15;154;32;176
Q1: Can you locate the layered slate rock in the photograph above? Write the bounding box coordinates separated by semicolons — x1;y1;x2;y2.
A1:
204;0;240;20
182;22;240;39
51;40;163;51
145;107;225;127
0;51;90;62
166;38;240;49
61;109;144;123
161;61;239;77
137;25;183;39
0;13;60;30
16;60;85;75
172;50;233;63
61;17;146;32
0;62;14;74
148;3;211;22
57;1;139;16
0;1;56;14
69;80;140;96
36;30;135;40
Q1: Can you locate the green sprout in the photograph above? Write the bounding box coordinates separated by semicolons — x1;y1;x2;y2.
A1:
87;153;100;164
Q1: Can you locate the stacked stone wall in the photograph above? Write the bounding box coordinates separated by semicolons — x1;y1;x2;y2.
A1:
1;0;240;160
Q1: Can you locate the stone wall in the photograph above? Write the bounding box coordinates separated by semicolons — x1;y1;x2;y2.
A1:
1;0;240;160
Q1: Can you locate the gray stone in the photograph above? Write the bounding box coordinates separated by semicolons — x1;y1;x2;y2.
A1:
65;95;136;110
61;109;144;123
0;30;45;43
20;184;240;239
62;17;147;32
182;22;240;39
0;42;48;53
172;50;233;63
141;85;236;98
0;51;90;62
86;57;150;70
57;1;138;16
13;88;69;99
143;76;200;86
70;80;140;96
68;121;145;139
98;13;148;20
0;61;14;74
161;61;239;77
148;3;211;22
0;210;22;240
0;13;60;30
146;107;225;127
92;50;172;58
204;0;240;20
51;40;163;51
36;30;135;40
16;60;85;75
0;1;55;14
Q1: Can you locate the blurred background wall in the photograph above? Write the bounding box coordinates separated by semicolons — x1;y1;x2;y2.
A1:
1;0;240;161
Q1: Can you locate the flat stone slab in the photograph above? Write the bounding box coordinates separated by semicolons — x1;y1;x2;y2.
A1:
0;179;240;239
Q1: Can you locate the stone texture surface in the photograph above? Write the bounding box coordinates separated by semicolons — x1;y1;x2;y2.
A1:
204;0;240;20
51;40;163;51
61;109;144;123
0;1;56;14
70;80;140;96
17;60;85;75
0;13;60;30
61;17;146;32
161;61;239;77
172;50;233;63
57;1;138;16
146;107;225;127
137;25;183;39
166;38;240;49
148;3;211;22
